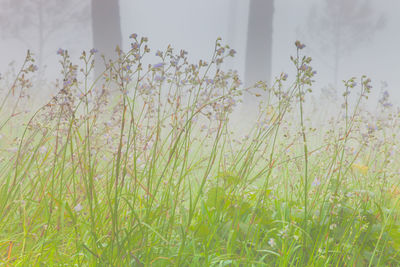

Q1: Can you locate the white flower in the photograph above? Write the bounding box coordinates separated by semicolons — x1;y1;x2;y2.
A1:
268;238;276;247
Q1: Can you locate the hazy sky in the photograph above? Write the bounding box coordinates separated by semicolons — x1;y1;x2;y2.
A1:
1;0;399;105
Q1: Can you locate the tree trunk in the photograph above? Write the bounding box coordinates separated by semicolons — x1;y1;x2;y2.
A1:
91;0;122;80
38;0;44;78
244;0;274;108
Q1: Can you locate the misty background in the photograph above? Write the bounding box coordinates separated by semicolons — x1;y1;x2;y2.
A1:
0;0;399;110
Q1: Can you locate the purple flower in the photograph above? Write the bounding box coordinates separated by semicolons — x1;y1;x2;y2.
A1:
383;90;389;98
312;177;321;187
153;62;165;69
63;79;72;86
295;40;306;49
131;42;139;50
74;203;83;212
28;64;38;72
129;33;138;39
154;75;165;82
205;79;214;85
90;48;98;54
229;49;236;57
300;64;309;71
383;102;393;108
57;48;65;55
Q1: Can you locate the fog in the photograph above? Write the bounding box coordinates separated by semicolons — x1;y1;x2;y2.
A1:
1;0;399;106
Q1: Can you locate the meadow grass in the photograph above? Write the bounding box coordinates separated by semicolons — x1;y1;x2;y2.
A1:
0;37;400;266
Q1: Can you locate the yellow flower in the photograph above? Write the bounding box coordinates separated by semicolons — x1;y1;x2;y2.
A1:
351;163;369;175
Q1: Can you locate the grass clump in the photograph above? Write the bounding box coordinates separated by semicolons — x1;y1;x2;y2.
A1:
0;36;400;266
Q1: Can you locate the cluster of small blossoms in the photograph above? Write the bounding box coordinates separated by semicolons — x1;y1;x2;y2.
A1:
213;37;237;66
21;34;247;178
290;41;316;100
298;59;316;86
56;49;78;88
378;90;392;108
343;77;357;97
361;76;372;97
13;50;38;97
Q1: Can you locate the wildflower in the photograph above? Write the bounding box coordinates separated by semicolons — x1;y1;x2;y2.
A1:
228;49;236;57
329;223;337;230
216;47;225;55
129;33;138;39
311;177;321;187
39;146;47;154
366;123;377;134
205;78;214;85
57;48;65;55
170;58;179;66
295;40;306;49
379;90;392;108
300;64;309;71
154;75;165;82
63;79;72;87
90;48;98;54
268;238;276;247
152;62;165;69
363;77;372;92
281;73;288;81
131;42;139;50
383;102;392;108
155;50;163;57
180;50;188;57
74;203;83;212
28;64;38;72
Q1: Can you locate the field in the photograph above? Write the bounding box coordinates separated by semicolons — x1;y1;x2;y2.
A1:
0;37;399;266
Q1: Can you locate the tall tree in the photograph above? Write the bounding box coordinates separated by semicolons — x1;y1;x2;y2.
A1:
306;0;385;87
91;0;122;79
244;0;274;106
